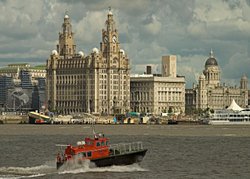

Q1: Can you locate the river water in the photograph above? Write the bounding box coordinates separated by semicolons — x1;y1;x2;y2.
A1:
1;124;250;179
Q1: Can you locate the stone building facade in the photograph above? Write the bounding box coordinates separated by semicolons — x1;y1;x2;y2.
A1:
46;10;130;115
130;56;185;115
185;50;248;112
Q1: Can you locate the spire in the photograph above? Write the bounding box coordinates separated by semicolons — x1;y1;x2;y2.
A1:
105;6;115;32
64;10;69;19
57;11;76;57
108;6;113;15
209;49;214;58
62;11;71;33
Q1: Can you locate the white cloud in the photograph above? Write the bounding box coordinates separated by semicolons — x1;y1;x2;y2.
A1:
0;0;249;88
178;54;207;87
74;11;106;52
187;21;208;38
144;15;162;35
222;52;250;79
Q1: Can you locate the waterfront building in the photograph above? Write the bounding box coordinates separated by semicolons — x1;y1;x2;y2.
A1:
130;56;185;115
0;64;46;112
162;55;177;78
32;77;46;111
6;87;32;112
0;64;46;79
185;50;248;112
32;86;41;111
0;76;13;108
46;9;130;115
20;69;33;89
248;90;250;106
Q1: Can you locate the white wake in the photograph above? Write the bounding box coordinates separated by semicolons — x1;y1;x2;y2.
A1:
0;159;148;178
0;161;55;179
59;160;148;175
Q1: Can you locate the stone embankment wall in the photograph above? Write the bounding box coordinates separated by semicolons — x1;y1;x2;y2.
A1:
0;115;28;124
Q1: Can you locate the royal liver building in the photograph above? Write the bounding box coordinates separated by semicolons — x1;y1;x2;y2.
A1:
46;10;130;115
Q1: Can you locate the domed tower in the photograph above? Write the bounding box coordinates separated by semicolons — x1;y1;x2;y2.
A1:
203;49;220;88
57;12;76;58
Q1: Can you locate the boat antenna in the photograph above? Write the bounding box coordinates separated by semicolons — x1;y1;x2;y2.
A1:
91;119;96;135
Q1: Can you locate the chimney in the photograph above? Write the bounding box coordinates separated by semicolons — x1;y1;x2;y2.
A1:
146;66;152;74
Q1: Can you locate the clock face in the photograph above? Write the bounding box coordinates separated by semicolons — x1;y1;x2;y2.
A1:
104;36;108;43
112;35;116;43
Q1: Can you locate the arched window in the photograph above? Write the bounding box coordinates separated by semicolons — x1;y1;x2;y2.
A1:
113;58;118;67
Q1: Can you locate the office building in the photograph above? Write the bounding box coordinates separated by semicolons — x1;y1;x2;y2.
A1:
130;55;185;115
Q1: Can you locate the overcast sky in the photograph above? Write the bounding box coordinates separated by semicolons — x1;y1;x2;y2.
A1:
0;0;250;88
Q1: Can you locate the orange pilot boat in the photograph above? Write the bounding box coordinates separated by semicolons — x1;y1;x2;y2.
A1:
56;132;147;169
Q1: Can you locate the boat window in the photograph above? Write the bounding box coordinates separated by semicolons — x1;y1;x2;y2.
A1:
106;141;109;146
81;152;86;157
77;153;81;157
101;141;105;146
86;141;93;146
96;142;101;147
87;151;92;157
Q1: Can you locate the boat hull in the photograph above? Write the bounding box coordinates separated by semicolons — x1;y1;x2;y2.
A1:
57;149;147;169
209;120;250;125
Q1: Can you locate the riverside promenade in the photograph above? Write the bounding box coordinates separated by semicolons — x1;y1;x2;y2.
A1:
0;114;199;125
0;115;27;124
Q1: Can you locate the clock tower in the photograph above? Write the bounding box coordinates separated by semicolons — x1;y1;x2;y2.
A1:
100;7;120;57
57;12;76;58
47;8;131;115
94;7;130;115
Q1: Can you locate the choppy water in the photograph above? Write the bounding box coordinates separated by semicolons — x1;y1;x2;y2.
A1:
1;124;250;179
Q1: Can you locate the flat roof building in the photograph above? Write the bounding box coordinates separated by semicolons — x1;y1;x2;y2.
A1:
130;55;185;115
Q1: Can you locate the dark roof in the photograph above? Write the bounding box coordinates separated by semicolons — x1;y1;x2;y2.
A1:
205;57;218;66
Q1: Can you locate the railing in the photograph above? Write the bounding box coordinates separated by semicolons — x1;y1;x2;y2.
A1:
109;142;144;156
